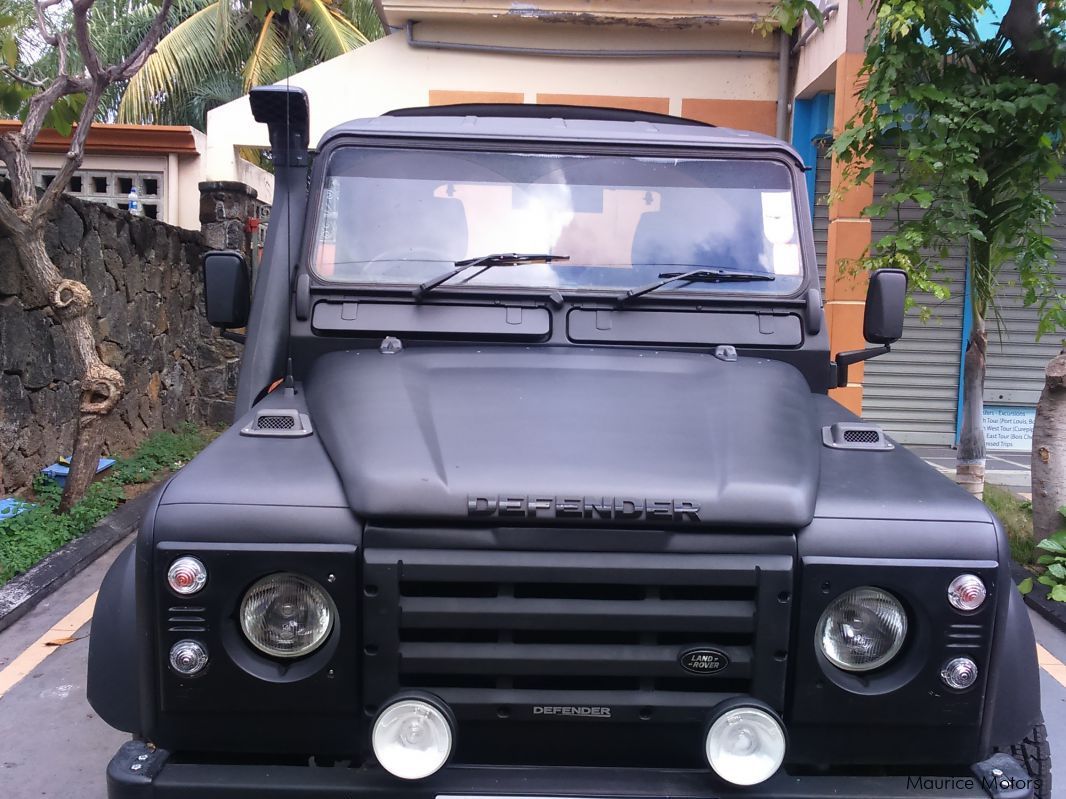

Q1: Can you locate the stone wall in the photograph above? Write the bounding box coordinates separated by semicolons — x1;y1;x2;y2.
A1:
0;195;241;494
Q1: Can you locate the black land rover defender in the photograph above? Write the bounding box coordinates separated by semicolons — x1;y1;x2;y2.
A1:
87;89;1049;798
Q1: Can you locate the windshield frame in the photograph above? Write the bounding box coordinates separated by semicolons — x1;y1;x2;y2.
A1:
301;134;815;304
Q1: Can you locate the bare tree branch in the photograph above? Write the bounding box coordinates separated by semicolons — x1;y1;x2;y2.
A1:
33;0;64;47
108;0;174;81
19;71;91;150
0;187;25;235
70;0;104;78
1001;0;1066;85
0;66;47;89
34;85;104;219
0;132;35;212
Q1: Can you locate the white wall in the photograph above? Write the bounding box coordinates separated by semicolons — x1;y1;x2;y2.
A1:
205;23;780;181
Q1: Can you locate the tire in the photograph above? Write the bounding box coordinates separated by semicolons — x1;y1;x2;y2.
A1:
996;723;1052;799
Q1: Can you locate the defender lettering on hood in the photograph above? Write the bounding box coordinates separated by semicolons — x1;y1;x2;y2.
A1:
468;496;701;522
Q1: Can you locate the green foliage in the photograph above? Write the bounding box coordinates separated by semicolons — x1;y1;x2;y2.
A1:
776;1;1066;336
983;483;1036;565
1035;509;1066;603
757;0;823;36
0;6;89;132
0;425;213;585
118;0;383;127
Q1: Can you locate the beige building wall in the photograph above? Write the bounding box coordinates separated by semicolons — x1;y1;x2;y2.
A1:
205;23;782;182
792;0;872;100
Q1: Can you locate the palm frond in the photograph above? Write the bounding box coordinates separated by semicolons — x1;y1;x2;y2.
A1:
243;11;287;91
298;0;369;63
118;1;248;124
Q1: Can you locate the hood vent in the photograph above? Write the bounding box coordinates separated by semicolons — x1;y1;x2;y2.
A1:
822;422;892;451
240;409;313;438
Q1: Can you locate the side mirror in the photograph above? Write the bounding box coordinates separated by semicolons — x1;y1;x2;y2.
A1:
864;268;907;344
834;268;908;388
203;251;250;329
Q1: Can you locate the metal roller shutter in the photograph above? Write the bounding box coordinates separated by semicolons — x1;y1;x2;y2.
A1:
984;174;1066;408
812;140;831;296
862;167;967;445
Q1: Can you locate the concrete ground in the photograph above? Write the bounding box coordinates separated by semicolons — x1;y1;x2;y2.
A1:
911;445;1033;494
0;535;1064;798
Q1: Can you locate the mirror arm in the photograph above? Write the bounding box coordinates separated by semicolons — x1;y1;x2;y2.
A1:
221;330;247;345
834;344;891;388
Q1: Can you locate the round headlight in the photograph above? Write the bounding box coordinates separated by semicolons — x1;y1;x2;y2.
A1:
239;573;335;658
705;705;786;785
372;696;454;780
817;586;907;672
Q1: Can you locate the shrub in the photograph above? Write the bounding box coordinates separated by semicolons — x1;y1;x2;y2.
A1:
0;425;213;584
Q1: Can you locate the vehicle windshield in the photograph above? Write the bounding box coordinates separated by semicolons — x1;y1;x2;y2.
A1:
310;146;804;296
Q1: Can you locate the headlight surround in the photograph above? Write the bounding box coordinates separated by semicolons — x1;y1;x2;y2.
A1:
817;586;907;672
239;572;336;658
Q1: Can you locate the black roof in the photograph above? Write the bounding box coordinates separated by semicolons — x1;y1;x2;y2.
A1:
384;103;715;128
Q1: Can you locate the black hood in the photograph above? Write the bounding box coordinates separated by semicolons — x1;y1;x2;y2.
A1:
304;346;820;528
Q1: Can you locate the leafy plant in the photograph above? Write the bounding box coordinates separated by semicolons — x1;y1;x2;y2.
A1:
1018;506;1066;601
983;483;1036;565
0;425;213;585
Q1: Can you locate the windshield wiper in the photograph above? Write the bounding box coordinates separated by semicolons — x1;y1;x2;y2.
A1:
616;268;775;307
413;253;570;301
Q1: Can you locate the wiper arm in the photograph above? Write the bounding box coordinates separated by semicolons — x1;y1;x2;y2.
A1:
413;253;570;301
616;268;775;307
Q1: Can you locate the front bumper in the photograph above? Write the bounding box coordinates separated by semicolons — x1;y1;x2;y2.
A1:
107;741;1036;799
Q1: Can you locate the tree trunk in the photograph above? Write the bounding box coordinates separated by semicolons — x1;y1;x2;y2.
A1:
957;314;987;499
1032;348;1066;543
11;228;124;512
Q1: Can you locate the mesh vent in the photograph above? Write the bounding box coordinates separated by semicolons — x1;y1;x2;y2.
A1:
240;409;312;438
822;422;893;450
843;428;880;444
256;415;296;430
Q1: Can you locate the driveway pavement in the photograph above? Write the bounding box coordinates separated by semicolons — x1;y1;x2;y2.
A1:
911;445;1034;492
1;535;1064;798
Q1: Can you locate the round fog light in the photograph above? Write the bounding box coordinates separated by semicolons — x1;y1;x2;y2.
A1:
948;574;987;612
372;697;454;780
706;705;786;786
941;657;978;690
167;556;207;595
169;640;208;676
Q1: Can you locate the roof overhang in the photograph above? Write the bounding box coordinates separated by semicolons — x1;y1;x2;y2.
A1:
375;1;776;29
317;111;801;164
0;121;202;156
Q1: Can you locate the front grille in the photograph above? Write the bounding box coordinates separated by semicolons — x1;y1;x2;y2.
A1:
363;546;792;736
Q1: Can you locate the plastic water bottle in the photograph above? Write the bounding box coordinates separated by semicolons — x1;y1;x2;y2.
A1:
128;186;141;216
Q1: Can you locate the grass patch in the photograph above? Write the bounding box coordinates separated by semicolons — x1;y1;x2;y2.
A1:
0;424;214;585
983;483;1036;565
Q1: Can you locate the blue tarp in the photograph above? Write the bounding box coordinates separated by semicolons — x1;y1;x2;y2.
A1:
40;457;116;488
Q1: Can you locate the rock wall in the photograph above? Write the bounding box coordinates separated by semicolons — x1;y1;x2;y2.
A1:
0;195;240;494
